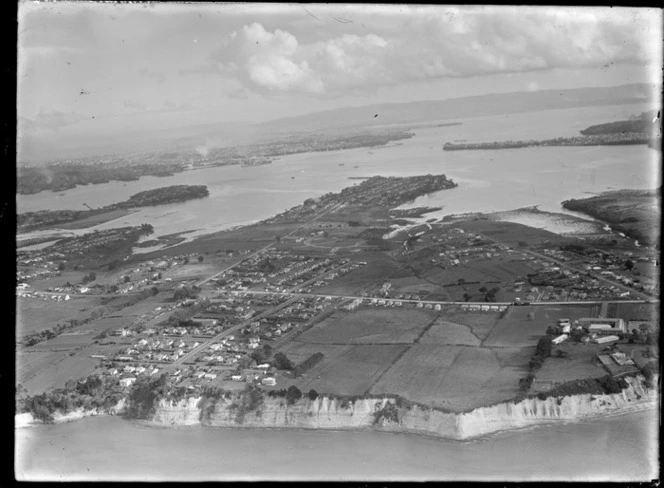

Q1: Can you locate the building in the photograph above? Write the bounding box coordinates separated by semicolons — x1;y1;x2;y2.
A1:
231;375;244;382
578;318;626;334
552;334;569;345
593;335;620;344
119;377;137;387
261;377;276;386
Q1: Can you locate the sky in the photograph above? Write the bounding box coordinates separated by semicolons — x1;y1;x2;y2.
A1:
17;3;663;161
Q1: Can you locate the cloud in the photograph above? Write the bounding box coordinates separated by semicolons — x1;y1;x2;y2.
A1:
201;8;660;96
123;99;147;111
137;68;167;84
20;109;88;132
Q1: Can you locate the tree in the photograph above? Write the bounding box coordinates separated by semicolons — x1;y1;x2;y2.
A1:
262;344;273;357
463;292;471;302
150;286;159;296
458;278;466;286
555;349;569;358
518;241;528;247
183;257;189;264
478;286;487;293
308;389;319;401
57;262;66;271
286;385;302;405
250;350;266;364
624;259;634;271
198;255;204;262
272;352;294;370
123;275;131;283
546;326;558;336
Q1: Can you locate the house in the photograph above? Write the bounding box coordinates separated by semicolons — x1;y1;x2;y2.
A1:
123;366;136;374
204;373;217;380
593;335;620;344
119;377;137;387
257;363;270;369
231;375;244;382
552;334;569;345
261;377;276;386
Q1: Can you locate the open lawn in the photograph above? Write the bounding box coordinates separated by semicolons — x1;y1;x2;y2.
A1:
57;209;138;230
16;296;102;336
533;341;615;392
608;302;659;323
281;343;408;396
294;307;438;344
437;307;502;341
418;319;482;346
484;304;598;347
370;344;530;412
17;350;101;396
316;253;413;295
451;219;573;248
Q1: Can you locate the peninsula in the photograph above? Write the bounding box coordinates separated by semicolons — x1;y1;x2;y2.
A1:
443;111;661;151
17;185;209;232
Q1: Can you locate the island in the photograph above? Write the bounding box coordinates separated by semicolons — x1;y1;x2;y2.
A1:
17;185;210;232
443;111;661;151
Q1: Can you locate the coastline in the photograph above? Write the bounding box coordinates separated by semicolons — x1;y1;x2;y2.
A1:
16;377;658;442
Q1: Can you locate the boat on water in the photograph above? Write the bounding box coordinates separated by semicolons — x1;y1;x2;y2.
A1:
339;163;345;166
354;165;359;168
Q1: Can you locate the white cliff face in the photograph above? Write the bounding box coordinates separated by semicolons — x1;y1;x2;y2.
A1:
147;377;658;440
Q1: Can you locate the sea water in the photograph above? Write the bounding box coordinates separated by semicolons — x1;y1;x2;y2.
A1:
16;103;660;246
14;408;658;481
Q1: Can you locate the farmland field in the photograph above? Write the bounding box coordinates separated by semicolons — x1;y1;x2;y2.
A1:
369;344;530;411
16;297;102;336
315;254;413;295
418;319;482;346
533;341;615;391
608;302;659;323
17;349;102;396
284;344;408;396
437;307;502;340
483;304;598;347
293;307;438;345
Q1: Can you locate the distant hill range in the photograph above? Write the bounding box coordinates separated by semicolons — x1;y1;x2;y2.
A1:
256;83;657;133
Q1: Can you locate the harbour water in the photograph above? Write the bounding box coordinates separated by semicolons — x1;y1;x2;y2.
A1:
15;408;658;481
17;103;660;249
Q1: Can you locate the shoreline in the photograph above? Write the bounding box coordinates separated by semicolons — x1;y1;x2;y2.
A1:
16;378;659;442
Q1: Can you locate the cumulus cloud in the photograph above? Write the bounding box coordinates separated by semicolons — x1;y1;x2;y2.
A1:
206;8;660;96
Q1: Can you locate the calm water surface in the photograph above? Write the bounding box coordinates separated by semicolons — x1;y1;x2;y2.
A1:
17;103;660;245
15;409;658;481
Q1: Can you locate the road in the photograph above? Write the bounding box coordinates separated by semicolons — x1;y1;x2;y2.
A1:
194;201;347;288
220;289;657;307
174;295;301;365
520;248;651;300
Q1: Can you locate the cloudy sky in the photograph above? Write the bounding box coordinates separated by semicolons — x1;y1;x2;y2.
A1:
17;3;662;160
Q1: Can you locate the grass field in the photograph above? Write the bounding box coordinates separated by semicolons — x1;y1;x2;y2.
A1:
294;307;438;345
437;307;502;341
56;209;138;230
316;253;413;295
369;344;530;411
608;302;659;323
418;319;482;346
533;341;613;391
484;304;598;348
451;219;573;248
281;343;408;396
17;349;101;395
16;297;102;336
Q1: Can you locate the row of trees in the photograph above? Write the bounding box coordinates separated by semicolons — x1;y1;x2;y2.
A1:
519;336;553;392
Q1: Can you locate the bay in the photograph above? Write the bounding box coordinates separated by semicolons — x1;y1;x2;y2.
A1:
15;408;658;481
16;103;660;247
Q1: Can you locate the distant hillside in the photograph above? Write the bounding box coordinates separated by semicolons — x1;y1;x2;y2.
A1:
580;110;661;137
257;83;656;133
